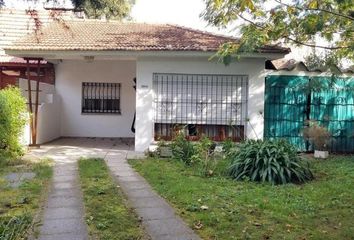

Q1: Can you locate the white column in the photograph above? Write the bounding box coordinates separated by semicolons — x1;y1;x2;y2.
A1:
135;60;154;152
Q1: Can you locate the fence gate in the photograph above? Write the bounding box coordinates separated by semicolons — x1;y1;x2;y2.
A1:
264;75;354;153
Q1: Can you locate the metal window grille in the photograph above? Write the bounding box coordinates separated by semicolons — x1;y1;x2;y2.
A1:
82;82;121;114
153;73;248;141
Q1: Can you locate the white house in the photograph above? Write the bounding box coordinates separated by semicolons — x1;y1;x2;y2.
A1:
4;19;290;152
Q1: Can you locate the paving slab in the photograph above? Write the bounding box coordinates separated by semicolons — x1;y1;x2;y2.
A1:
40;218;87;235
144;218;198;239
53;175;76;182
125;188;158;198
39;233;87;240
135;206;176;220
43;207;82;220
5;172;36;188
53;169;77;176
52;181;78;190
47;196;81;208
120;181;152;190
113;170;137;177
153;234;200;240
50;188;80;198
129;197;171;208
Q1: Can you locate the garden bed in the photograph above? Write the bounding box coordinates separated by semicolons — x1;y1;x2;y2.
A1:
130;156;354;239
0;158;53;239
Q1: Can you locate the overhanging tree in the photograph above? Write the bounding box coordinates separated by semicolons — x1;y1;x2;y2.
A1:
0;0;134;20
70;0;134;19
202;0;354;65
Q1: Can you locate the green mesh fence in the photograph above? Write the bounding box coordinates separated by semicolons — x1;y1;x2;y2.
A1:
264;75;354;153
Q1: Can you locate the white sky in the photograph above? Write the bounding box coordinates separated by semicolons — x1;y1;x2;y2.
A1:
4;0;233;35
131;0;231;35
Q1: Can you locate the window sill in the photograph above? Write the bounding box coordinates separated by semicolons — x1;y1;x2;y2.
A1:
81;112;122;115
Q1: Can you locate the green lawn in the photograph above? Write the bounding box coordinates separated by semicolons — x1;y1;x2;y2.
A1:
130;156;354;240
0;158;53;240
78;158;146;240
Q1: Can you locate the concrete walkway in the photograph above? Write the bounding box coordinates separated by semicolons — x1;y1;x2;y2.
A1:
39;160;87;240
105;151;201;240
28;138;200;240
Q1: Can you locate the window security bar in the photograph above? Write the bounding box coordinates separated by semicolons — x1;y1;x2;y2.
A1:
82;82;121;114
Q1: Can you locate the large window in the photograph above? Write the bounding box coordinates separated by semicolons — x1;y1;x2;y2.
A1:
153;73;248;141
82;82;121;114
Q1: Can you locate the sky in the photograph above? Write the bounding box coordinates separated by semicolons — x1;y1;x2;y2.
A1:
3;0;233;36
130;0;231;35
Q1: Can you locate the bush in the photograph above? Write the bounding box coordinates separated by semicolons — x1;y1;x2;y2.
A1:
170;132;195;165
192;136;217;176
221;138;235;157
0;87;28;163
227;139;314;184
303;121;331;151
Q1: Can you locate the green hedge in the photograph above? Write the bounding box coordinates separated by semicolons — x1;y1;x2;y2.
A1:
0;87;28;163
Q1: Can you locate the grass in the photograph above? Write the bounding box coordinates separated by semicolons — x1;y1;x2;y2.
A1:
78;158;146;240
130;156;354;240
0;158;53;240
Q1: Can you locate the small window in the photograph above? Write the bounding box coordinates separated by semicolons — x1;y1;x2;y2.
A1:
82;82;121;114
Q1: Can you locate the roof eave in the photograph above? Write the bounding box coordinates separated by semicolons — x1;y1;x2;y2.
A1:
5;49;287;61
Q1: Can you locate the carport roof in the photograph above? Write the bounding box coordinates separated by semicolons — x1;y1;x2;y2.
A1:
5;20;290;54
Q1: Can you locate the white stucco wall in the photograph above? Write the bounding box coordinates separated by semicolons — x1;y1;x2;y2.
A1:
135;57;267;152
19;79;61;145
55;60;136;138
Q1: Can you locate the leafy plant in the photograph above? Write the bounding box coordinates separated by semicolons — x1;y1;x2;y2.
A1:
303;121;331;151
221;138;235;157
0;87;28;164
170;132;195;165
0;214;32;240
228;140;314;184
192;136;217;177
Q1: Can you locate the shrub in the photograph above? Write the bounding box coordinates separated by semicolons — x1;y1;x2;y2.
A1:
221;138;235;157
192;136;217;176
170;132;195;165
0;87;28;163
228;139;314;184
303;121;331;151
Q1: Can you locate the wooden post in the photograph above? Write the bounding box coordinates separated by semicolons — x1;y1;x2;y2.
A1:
0;66;3;89
26;58;34;145
33;59;41;146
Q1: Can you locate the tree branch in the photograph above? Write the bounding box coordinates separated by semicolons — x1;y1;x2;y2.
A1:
274;0;354;21
285;36;348;50
237;14;265;29
237;14;348;50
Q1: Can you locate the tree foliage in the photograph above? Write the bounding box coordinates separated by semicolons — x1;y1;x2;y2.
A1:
0;0;133;20
202;0;354;64
0;87;28;163
70;0;133;19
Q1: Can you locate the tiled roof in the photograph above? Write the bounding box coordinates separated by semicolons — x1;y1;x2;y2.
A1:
0;8;79;63
6;20;290;54
266;58;354;74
